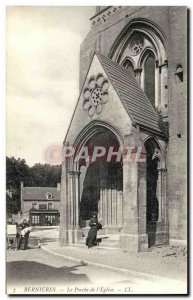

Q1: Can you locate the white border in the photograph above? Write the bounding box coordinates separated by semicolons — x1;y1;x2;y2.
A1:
1;1;192;299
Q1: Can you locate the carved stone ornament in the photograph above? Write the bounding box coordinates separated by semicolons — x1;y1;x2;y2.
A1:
152;148;161;161
129;34;144;56
83;74;109;117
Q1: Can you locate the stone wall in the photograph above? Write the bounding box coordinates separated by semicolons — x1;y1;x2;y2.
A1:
167;7;187;243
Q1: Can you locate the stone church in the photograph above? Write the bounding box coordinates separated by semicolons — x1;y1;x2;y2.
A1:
59;6;187;252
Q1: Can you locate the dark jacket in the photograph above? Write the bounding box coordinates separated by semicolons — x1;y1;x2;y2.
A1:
89;217;102;230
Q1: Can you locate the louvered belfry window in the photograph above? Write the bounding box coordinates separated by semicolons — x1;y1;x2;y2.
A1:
144;54;155;107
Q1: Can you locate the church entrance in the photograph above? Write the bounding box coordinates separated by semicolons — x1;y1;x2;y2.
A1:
60;122;167;251
78;129;123;233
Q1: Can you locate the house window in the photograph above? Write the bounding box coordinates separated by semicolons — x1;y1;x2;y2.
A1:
32;202;37;209
32;215;39;225
39;204;47;210
46;215;55;224
175;64;183;83
48;203;53;210
46;192;52;200
144;53;156;107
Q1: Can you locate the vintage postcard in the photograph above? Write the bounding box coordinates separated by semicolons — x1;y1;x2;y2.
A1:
6;6;188;295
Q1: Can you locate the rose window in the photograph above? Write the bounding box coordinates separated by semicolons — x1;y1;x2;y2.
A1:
129;34;144;56
83;74;109;117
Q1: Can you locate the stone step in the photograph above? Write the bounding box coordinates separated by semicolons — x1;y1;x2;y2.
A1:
81;228;121;239
29;237;41;246
78;237;119;248
79;241;119;248
79;238;119;244
73;243;120;251
82;234;119;240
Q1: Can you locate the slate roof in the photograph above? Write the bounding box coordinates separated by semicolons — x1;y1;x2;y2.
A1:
22;187;60;201
97;53;162;134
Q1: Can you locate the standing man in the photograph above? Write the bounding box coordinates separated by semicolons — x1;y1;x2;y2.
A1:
17;219;32;250
86;214;102;249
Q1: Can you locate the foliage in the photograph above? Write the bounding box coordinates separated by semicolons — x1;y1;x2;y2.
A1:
6;193;19;215
6;157;30;190
28;163;62;187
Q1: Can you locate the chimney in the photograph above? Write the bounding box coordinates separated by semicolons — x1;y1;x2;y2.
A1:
57;183;61;191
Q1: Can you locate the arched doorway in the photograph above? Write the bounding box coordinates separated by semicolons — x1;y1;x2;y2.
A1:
60;123;167;250
145;138;161;247
77;128;123;233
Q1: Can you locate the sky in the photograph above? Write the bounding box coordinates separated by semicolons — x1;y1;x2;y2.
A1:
6;6;95;166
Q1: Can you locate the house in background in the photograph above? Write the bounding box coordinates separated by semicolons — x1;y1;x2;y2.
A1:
20;182;60;226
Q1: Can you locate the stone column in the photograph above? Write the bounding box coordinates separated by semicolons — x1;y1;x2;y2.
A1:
98;180;105;223
161;168;168;225
101;187;105;223
79;165;87;201
158;167;169;244
134;68;142;85
69;171;74;227
103;187;108;227
74;171;81;227
112;187;116;226
59;149;69;246
140;69;144;90
160;62;168;119
64;170;82;244
119;136;148;252
117;190;123;227
155;65;160;107
111;172;116;226
107;188;112;226
156;167;167;222
157;168;162;221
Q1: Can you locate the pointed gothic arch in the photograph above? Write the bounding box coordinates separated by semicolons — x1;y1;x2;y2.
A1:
68;122;124;231
108;18;168;110
109;18;167;64
121;57;135;76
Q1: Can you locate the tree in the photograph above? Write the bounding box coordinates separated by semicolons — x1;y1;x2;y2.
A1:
6;157;30;214
6;193;19;215
29;164;62;187
6;156;30;190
